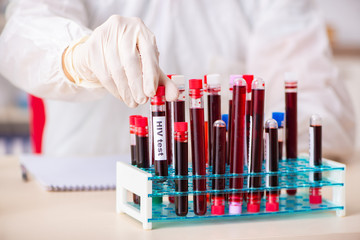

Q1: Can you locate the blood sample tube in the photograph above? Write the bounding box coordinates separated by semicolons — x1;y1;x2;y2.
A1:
309;114;322;204
135;117;150;169
174;122;188;216
204;74;221;167
129;115;142;204
229;77;246;214
228;75;241;166
168;75;186;204
189;79;207;215
272;112;285;161
247;77;265;213
151;86;168;177
284;72;298;195
211;120;227;215
265;119;280;212
242;75;254;166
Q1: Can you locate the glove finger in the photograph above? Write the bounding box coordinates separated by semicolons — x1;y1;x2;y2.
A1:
158;70;179;101
137;30;160;98
119;35;147;105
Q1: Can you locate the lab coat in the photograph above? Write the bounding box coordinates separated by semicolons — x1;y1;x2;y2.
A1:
0;0;355;160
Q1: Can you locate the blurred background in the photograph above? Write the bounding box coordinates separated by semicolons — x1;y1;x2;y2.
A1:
0;0;359;156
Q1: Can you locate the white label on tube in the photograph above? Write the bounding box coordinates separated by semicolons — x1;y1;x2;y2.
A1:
265;131;270;188
152;116;167;161
309;126;314;182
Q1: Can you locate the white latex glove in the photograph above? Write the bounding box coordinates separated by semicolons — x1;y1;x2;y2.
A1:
63;15;178;107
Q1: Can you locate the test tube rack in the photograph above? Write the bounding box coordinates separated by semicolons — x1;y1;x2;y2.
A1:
116;157;345;230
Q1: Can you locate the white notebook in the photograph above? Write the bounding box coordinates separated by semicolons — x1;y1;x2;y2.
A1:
20;154;129;191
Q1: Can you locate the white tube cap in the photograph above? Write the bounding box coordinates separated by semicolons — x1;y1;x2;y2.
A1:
171;75;185;86
284;72;298;83
206;74;221;85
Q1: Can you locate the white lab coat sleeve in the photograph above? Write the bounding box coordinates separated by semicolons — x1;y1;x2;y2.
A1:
245;0;355;161
0;0;108;101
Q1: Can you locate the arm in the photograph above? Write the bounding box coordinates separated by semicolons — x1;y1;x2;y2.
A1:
245;0;355;160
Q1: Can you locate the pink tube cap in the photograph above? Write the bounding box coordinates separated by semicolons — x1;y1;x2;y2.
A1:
229;203;242;214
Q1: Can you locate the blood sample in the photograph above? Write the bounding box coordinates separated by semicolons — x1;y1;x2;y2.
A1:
151;86;168;177
168;75;186;204
265;119;280;212
129;115;142;204
247;77;265;213
242;75;254;166
204;74;222;167
174;122;188;216
228;75;241;166
135;117;150;169
285;72;298;195
189;79;207;215
211;120;227;215
272;112;285;161
309;114;322;204
228;77;246;214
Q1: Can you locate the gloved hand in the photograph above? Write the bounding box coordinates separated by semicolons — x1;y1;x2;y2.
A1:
62;15;178;107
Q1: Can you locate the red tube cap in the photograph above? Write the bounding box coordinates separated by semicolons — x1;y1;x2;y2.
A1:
242;75;254;93
129;115;142;125
189;79;202;89
155;85;165;97
174;122;188;132
135;117;148;128
211;204;225;215
247;202;260;213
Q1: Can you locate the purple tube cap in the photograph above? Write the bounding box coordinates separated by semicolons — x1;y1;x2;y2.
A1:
229;203;242;214
229;75;243;86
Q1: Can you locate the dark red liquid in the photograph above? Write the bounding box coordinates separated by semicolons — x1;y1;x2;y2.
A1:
175;140;188;216
131;144;140;204
207;94;221;167
229;85;246;203
266;127;279;195
136;136;149;169
311;125;322;181
165;102;173;166
190;108;207;215
285;92;297;159
212;124;226;195
249;89;265;189
227;99;233;165
152;111;168;177
174;101;186;122
245;99;252;165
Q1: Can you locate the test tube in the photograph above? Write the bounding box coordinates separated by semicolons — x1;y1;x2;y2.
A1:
168;75;186;204
309;114;322;204
151;86;168;177
247;77;265;213
229;77;246;214
211;120;227;215
228;75;241;166
272;112;285;161
205;74;222;167
242;75;254;166
174;122;188;216
129;115;142;204
189;79;207;215
135;117;150;169
265;119;280;212
285;72;298;195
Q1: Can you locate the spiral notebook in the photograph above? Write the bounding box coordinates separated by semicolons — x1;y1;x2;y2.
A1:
19;154;129;191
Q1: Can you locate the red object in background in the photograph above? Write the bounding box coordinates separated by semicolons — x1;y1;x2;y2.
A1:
28;95;46;154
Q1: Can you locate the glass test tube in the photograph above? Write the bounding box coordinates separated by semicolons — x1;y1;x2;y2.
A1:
166;75;175;167
309;114;322;204
136;117;150;169
205;74;221;167
247;77;265;213
228;75;240;166
174;122;188;216
242;75;254;166
228;77;246;214
272;112;285;161
129;115;142;204
211;120;227;215
168;75;186;204
265;119;280;212
189;79;207;216
285;72;298;195
151;86;168;177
